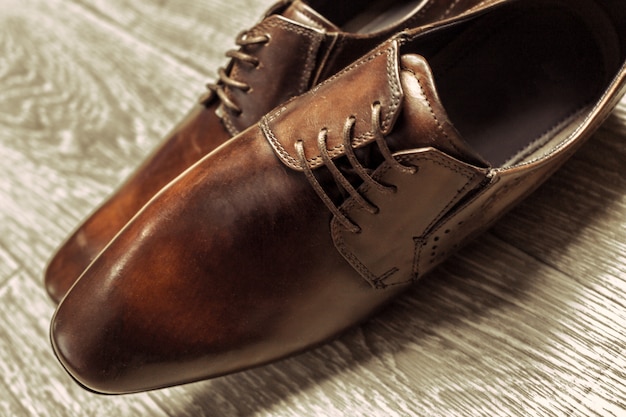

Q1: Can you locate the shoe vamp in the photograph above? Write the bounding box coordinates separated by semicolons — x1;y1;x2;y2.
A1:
52;127;397;393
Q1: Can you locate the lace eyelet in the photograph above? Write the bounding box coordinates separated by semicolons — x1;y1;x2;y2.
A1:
204;29;270;114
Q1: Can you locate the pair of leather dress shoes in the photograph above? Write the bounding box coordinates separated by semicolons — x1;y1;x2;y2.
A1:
47;0;626;394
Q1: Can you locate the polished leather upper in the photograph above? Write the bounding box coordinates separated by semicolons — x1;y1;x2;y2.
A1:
51;0;626;394
44;0;489;303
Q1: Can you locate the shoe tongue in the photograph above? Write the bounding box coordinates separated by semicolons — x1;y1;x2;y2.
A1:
394;54;489;167
281;0;340;31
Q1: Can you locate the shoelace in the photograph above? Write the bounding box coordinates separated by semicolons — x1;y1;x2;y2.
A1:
296;102;417;234
202;30;270;114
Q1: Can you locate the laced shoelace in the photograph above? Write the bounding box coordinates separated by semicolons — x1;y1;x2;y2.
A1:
202;30;270;114
296;102;417;234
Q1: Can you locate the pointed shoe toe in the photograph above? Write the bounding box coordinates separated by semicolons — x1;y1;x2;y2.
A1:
51;0;626;393
44;105;230;304
50;128;400;393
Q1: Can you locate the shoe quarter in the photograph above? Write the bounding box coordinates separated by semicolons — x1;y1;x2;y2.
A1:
412;144;588;281
223;15;326;135
332;148;487;288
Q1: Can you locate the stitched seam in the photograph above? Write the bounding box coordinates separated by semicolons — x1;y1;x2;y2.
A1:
319;45;401;159
405;158;479;282
429;173;499;238
263;43;400;170
331;160;394;288
383;45;402;132
259;16;320;38
339;152;476;216
397;153;476;179
261;114;300;169
410;68;466;158
310;33;338;86
222;112;240;136
414;173;499;275
262;18;323;94
373;267;400;289
223;17;321;135
504;48;613;168
334;152;480;288
331;221;379;287
443;0;463;17
395;154;479;234
505;104;589;165
300;35;321;93
424;169;477;236
310;42;393;90
265;101;287;123
412;237;426;282
497;69;623;172
347;132;375;149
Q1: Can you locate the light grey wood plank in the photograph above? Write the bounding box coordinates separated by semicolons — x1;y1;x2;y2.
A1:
0;244;20;286
65;0;269;77
575;354;626;417
0;380;30;417
604;100;626;136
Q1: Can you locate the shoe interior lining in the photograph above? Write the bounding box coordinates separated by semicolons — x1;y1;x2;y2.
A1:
420;0;625;167
312;0;428;34
343;0;428;34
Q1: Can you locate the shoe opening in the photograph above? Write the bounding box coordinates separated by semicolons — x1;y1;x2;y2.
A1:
405;0;626;167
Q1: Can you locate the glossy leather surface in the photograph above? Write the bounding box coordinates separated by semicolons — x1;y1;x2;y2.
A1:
44;0;488;303
51;0;626;394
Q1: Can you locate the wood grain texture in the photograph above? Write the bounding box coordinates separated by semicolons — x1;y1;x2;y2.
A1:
1;0;626;415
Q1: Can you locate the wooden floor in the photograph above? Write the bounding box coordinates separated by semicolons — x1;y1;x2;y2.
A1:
1;0;626;415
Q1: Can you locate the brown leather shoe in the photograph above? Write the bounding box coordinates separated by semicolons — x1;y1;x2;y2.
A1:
51;0;626;394
44;0;488;304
